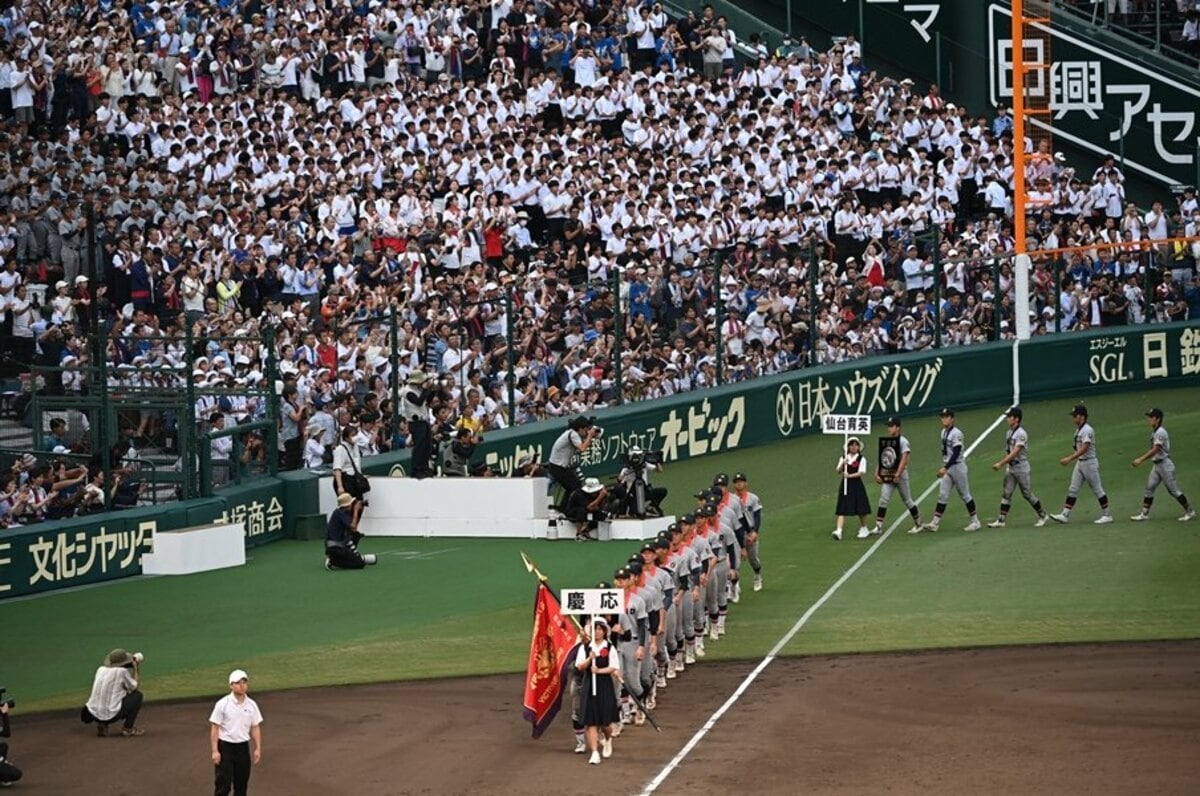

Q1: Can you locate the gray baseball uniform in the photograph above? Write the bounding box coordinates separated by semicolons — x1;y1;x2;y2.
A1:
703;527;726;617
674;545;699;642
1001;425;1038;504
637;575;663;689
739;490;764;573
939;424;973;503
1067;422;1106;498
1145;426;1184;498
688;531;712;633
879;435;917;509
617;590;648;699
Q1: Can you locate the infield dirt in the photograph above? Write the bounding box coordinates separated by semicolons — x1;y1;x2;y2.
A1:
13;640;1198;795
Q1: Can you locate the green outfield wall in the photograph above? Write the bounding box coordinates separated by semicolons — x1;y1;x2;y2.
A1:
3;322;1196;599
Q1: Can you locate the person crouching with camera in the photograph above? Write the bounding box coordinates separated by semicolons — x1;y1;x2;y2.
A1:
1;699;22;786
564;477;608;541
324;492;378;570
617;447;667;518
81;649;145;737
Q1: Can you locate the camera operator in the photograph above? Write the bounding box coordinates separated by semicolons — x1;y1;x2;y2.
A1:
617;447;668;518
400;371;436;478
564;477;608;541
441;427;482;477
0;698;22;786
511;453;545;478
547;416;602;500
81;648;145;737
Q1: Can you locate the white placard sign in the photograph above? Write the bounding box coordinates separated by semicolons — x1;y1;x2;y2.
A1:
821;414;872;435
560;588;622;615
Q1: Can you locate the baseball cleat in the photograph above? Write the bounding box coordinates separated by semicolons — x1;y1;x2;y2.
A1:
832;528;843;540
869;525;883;536
753;574;762;591
1179;509;1195;521
1093;514;1114;524
685;651;696;664
986;519;1006;528
655;674;666;688
1034;514;1049;527
634;710;646;726
1049;512;1069;524
589;751;601;765
1130;512;1149;521
575;737;587;753
856;527;871;539
920;521;941;532
963;518;982;532
666;665;677;680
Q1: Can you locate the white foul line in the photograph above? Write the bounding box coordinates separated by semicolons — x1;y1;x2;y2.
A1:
638;410;1011;796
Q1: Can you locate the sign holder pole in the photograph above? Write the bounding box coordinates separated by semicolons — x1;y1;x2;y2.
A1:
843;430;849;498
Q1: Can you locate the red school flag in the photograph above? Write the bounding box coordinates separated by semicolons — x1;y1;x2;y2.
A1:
522;582;581;738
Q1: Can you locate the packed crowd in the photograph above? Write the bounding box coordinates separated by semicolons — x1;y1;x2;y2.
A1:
1;0;1199;500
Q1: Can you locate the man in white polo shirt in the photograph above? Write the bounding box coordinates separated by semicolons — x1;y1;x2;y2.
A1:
210;669;264;796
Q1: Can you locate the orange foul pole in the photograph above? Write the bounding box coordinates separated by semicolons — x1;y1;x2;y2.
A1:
1011;0;1026;256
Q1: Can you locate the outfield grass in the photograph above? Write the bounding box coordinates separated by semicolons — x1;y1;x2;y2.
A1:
6;386;1199;713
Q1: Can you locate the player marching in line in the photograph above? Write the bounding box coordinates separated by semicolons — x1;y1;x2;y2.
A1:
1131;408;1196;522
987;406;1050;527
920;408;982;532
872;417;923;535
612;567;649;730
1050;403;1114;524
683;512;713;660
732;473;765;592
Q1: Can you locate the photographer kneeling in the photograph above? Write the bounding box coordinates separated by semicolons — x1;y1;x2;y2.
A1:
1;700;22;786
564;477;608;541
325;492;377;570
616;447;667;518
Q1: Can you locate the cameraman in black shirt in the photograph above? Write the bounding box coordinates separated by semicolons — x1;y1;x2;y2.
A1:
1;699;23;787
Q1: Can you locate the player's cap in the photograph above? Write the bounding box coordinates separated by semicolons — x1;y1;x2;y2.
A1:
654;539;670;550
228;669;248;684
626;560;643;575
667;522;681;534
680;513;696;524
693;490;708;500
712;473;729;486
1070;403;1088;416
1145;408;1163;419
614;567;631;581
696;505;713;518
1006;406;1023;419
733;472;747;482
939;408;954;417
640;542;657;554
886;416;902;426
595;581;612;589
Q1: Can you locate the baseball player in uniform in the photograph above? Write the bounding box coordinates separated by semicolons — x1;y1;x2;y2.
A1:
712;475;744;604
613;568;649;728
700;504;729;641
987;406;1049;527
642;541;674;689
629;557;663;709
920;408;981;532
1050;403;1114;524
874;417;923;535
1131;408;1195;522
733;473;765;592
668;523;700;666
684;513;712;659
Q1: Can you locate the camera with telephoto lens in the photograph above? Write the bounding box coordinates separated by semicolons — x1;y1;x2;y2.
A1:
0;687;13;709
622;448;663;469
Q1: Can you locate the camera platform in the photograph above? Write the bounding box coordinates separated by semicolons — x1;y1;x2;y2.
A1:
317;476;553;538
598;515;676;542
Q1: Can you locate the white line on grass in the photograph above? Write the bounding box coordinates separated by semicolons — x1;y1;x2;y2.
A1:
638;410;1011;796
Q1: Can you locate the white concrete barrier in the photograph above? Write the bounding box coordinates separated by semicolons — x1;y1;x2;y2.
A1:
318;476;552;538
141;522;246;575
599;516;676;542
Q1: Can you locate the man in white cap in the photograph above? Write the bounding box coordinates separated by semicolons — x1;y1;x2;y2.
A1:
209;669;263;796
